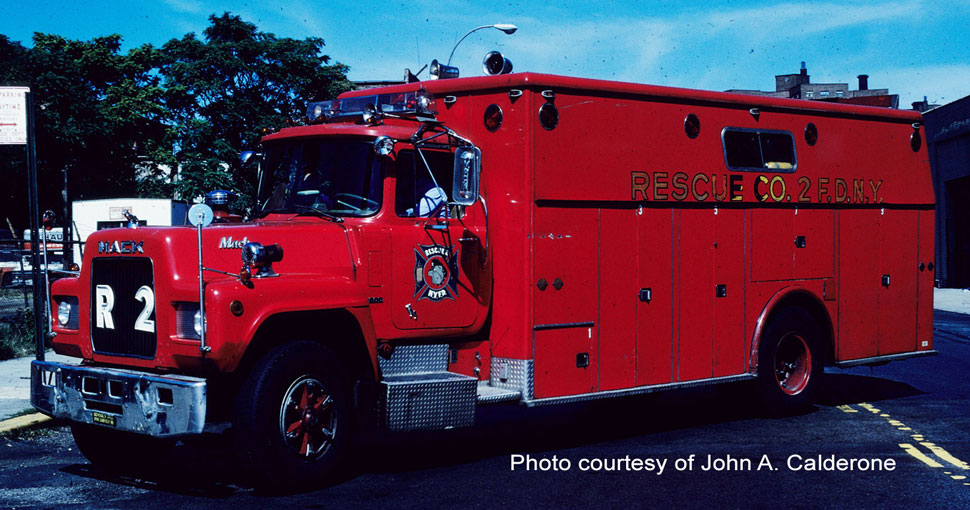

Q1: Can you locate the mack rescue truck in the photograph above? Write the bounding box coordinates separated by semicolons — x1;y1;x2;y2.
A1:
32;56;935;488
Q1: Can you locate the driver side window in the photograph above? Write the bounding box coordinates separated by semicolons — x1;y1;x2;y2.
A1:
395;150;456;218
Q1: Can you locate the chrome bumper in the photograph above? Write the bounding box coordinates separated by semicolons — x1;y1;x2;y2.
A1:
31;360;206;437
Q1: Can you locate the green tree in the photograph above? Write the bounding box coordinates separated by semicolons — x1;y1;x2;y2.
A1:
0;33;167;232
159;12;353;211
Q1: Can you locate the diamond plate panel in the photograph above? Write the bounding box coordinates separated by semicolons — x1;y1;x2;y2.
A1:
381;372;476;431
489;357;533;400
378;344;448;376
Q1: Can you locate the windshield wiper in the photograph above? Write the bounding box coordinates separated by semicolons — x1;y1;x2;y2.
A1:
293;205;344;223
251;206;344;222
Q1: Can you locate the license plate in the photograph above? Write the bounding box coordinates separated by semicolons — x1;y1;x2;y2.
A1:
91;412;117;427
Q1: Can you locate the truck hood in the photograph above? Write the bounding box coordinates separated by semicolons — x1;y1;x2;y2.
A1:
83;219;356;285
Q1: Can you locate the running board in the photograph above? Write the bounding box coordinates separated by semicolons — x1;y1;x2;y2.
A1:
477;383;521;404
834;350;938;368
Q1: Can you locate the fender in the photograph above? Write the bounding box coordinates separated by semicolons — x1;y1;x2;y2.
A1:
203;274;375;373
748;285;833;373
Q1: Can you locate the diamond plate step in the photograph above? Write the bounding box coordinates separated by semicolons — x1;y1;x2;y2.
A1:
476;383;521;404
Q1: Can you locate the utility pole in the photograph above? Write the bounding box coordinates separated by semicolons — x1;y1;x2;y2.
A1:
62;161;73;267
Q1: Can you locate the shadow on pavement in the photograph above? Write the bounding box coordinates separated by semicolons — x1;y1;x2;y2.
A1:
817;372;923;406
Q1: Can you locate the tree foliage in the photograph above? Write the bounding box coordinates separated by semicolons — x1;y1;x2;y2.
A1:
0;33;166;231
0;12;353;230
159;12;352;210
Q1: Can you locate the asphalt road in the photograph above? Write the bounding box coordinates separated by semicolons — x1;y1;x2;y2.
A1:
2;311;969;510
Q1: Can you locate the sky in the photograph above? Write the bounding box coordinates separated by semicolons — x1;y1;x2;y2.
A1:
3;0;969;107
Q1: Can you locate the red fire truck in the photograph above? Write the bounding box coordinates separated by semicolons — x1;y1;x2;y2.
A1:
32;58;935;487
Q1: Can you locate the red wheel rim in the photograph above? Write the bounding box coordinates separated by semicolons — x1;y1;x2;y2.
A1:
279;376;336;460
774;333;812;395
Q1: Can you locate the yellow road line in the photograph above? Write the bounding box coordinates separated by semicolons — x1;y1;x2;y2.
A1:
837;404;858;413
920;442;970;470
900;443;944;468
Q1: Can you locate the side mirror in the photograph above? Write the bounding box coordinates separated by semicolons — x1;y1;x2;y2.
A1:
452;146;481;206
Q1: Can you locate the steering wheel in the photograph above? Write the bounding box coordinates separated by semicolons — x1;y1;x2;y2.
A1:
334;193;379;212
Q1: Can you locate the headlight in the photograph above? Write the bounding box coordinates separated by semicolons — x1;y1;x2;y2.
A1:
57;300;72;326
176;303;202;339
194;308;203;337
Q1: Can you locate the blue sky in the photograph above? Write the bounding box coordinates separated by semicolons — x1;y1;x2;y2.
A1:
3;0;969;107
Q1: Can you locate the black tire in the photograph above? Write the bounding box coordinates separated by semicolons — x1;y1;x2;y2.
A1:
71;423;175;474
756;307;824;413
232;341;355;490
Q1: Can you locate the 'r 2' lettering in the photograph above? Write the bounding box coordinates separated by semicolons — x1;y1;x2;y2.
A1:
95;285;115;330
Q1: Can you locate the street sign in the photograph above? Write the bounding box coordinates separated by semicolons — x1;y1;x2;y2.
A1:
0;86;29;145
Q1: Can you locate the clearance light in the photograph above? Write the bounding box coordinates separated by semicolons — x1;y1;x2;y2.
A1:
362;104;382;126
414;90;435;114
374;136;395;155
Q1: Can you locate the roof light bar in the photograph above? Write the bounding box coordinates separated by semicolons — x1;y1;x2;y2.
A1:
305;91;437;124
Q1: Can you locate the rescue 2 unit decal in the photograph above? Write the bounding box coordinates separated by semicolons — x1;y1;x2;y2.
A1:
631;171;885;204
413;244;460;302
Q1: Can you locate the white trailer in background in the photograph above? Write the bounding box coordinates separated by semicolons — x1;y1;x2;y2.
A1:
71;199;189;265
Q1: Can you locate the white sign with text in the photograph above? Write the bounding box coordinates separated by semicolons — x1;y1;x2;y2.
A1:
0;86;29;145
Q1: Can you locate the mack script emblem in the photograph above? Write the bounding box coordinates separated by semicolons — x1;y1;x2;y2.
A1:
98;240;144;254
219;236;249;249
414;244;460;302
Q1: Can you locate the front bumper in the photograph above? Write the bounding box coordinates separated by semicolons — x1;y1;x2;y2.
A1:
31;360;207;437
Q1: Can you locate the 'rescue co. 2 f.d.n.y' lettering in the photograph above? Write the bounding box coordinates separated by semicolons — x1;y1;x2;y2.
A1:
631;171;884;204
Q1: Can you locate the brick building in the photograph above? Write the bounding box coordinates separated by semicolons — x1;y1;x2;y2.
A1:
727;62;899;108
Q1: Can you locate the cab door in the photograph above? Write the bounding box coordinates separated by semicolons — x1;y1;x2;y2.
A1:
389;149;486;330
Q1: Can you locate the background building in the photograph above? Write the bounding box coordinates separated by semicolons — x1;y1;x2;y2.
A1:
924;95;970;288
726;62;899;108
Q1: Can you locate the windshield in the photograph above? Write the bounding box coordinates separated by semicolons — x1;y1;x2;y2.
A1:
262;139;384;217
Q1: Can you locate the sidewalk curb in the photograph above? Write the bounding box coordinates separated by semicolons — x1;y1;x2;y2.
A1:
0;412;53;435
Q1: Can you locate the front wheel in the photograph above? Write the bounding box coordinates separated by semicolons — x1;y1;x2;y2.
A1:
232;341;355;489
756;308;824;413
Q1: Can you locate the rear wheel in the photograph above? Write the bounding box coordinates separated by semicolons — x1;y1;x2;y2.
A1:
232;341;355;489
757;308;824;413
